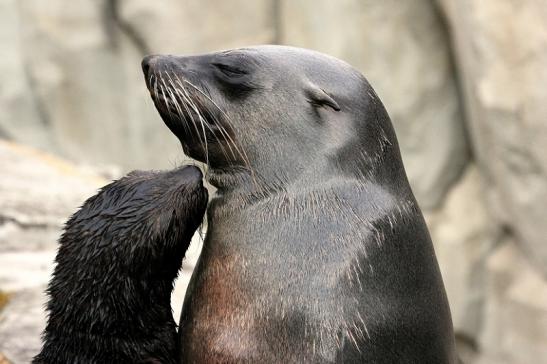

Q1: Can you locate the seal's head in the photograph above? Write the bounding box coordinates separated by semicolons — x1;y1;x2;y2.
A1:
142;46;405;192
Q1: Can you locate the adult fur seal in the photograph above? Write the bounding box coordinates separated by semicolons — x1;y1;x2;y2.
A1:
143;46;457;363
33;166;208;364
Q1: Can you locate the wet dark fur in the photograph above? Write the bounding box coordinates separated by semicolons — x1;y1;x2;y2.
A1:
33;166;208;364
143;46;457;363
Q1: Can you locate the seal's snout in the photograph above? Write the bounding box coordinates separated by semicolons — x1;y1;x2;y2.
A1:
141;55;160;77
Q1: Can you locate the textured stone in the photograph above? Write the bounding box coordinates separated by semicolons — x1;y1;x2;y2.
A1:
476;240;547;364
439;0;547;274
118;0;277;54
280;0;469;209
425;165;494;342
0;289;45;364
0;140;107;252
0;0;45;147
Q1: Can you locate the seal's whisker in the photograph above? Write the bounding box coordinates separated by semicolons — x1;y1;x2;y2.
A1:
194;96;238;160
149;73;154;92
165;84;192;137
170;77;210;168
165;73;232;162
169;81;210;169
169;81;203;145
196;222;206;245
153;71;159;100
161;73;203;151
158;75;197;151
175;76;254;173
187;91;210;169
202;109;235;161
161;75;209;168
163;73;188;126
175;81;234;163
158;83;176;124
145;74;155;109
181;78;253;166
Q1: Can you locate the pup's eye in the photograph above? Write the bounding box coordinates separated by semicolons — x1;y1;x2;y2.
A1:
212;63;247;77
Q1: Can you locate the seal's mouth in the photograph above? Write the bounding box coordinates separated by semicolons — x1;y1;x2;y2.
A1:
146;70;211;136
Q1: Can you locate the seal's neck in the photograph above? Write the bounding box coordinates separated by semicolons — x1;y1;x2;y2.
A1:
207;152;336;200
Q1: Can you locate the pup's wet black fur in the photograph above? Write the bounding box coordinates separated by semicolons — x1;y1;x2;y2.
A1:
33;166;208;364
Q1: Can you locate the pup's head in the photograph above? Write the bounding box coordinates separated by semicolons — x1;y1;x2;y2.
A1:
59;165;208;280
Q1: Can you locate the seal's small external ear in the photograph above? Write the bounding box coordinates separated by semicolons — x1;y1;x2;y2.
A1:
305;86;341;112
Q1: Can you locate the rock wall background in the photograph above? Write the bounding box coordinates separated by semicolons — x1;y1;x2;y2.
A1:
0;0;545;363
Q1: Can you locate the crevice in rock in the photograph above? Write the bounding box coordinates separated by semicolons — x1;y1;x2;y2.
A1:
431;0;473;157
21;62;51;130
104;0;150;55
497;223;547;278
15;0;52;132
455;332;479;351
0;215;53;230
428;0;475;201
0;126;12;140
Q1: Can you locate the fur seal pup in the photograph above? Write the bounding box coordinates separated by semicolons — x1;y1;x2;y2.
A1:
143;46;457;363
33;166;208;364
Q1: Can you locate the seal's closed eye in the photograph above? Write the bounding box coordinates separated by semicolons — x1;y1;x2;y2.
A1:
212;60;257;93
305;85;341;112
212;62;248;77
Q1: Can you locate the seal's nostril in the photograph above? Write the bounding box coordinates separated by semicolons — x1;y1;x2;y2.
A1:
142;62;149;76
141;55;157;76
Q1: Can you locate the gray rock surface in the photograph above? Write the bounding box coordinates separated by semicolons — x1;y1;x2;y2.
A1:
439;0;547;275
0;0;45;148
280;0;469;209
427;165;547;364
117;0;277;54
477;239;547;364
425;165;494;341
